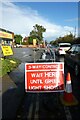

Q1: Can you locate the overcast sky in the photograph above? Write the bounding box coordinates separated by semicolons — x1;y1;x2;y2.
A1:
0;0;79;42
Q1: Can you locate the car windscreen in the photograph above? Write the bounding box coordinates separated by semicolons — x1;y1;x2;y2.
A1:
75;46;80;53
59;45;71;47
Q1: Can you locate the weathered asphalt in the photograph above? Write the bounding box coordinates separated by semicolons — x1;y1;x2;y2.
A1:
2;68;25;119
2;48;44;119
1;48;80;120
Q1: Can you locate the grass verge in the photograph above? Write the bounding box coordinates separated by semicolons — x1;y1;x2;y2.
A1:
0;57;21;77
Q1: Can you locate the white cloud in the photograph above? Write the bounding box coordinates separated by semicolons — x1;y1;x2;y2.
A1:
65;18;79;22
0;1;76;41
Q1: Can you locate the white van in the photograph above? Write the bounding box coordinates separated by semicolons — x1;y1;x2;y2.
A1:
57;43;71;55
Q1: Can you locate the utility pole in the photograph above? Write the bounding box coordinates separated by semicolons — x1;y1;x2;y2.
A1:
74;26;76;38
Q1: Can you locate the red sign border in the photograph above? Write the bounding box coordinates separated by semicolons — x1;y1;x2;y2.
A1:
25;62;64;92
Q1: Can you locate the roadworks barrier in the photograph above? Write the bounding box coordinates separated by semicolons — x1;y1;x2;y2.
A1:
60;72;78;106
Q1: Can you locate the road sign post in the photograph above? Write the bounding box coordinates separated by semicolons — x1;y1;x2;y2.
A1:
33;39;37;63
33;48;36;63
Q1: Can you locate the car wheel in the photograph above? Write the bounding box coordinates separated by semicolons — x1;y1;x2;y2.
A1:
74;64;79;76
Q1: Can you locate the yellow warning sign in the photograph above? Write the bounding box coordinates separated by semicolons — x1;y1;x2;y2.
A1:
33;39;36;47
1;46;13;56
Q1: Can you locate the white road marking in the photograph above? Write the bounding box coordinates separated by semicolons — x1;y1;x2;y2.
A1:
23;55;29;58
27;95;34;120
27;103;33;120
22;52;26;54
64;106;72;120
34;93;39;119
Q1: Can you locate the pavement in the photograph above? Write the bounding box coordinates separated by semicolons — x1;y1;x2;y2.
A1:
2;65;25;120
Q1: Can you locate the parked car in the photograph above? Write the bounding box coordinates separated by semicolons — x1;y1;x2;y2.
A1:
64;44;80;76
49;45;58;52
57;43;71;55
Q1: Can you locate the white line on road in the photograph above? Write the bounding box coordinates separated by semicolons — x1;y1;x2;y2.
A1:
27;103;33;120
64;106;72;120
27;95;34;120
23;55;30;58
34;93;39;119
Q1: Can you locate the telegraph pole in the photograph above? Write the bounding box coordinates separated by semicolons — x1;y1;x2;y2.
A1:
74;26;76;38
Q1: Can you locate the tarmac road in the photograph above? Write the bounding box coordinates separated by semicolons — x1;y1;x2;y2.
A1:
12;48;45;62
16;92;66;120
2;48;80;120
16;63;80;120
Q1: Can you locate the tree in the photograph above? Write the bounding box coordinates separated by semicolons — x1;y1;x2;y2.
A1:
29;24;46;42
73;37;80;44
14;35;23;44
28;36;34;44
50;33;74;45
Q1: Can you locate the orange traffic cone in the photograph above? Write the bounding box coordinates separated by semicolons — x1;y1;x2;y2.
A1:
64;72;73;102
60;72;78;106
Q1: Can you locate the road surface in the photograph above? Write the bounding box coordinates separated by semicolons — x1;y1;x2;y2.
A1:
2;48;80;120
